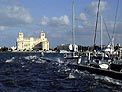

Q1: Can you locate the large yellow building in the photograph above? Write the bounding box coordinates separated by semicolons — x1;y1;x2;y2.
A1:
16;31;49;51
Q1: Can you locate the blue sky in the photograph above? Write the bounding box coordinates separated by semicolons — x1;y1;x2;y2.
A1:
0;0;121;48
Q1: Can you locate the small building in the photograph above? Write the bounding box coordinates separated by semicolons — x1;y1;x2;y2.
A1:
16;31;49;51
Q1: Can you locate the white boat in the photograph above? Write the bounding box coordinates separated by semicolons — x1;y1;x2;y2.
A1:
64;44;79;59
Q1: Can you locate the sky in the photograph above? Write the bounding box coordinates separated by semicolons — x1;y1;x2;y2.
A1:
0;0;122;48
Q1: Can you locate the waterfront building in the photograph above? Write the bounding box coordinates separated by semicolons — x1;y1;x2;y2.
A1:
16;31;49;51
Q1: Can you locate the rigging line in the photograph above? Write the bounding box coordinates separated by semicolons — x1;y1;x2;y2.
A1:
93;0;101;46
112;0;119;40
103;17;111;41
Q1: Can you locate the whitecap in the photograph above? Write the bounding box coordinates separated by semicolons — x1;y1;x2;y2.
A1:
68;72;76;79
22;65;25;68
5;57;15;63
104;76;122;86
94;75;122;86
56;58;64;64
68;69;81;79
64;68;71;72
35;60;44;64
24;55;38;60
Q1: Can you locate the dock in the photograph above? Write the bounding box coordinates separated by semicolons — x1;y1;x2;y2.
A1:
68;63;122;80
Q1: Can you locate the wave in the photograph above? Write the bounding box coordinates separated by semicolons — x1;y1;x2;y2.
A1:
5;57;15;63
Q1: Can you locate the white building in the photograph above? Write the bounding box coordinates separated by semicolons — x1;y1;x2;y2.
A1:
16;31;49;51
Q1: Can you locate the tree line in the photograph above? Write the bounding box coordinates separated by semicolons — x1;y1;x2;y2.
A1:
0;47;12;52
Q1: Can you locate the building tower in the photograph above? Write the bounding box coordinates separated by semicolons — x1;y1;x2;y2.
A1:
40;32;49;50
18;32;24;40
17;32;24;51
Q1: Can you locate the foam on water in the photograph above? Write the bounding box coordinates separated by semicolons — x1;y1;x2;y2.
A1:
0;52;122;92
56;58;64;64
94;74;122;86
68;72;76;79
67;69;83;79
24;55;38;60
103;76;122;86
5;57;15;63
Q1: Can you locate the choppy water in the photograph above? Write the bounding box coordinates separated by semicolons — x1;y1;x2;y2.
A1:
0;52;122;92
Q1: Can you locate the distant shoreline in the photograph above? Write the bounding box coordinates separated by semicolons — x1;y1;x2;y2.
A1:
0;51;41;53
0;50;56;53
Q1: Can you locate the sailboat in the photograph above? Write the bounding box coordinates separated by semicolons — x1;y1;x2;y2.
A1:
64;0;81;64
67;0;122;80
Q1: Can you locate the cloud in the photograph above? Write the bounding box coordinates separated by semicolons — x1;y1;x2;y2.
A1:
86;1;107;15
76;12;94;32
40;16;49;25
51;15;69;26
0;6;33;31
78;13;88;21
40;15;69;28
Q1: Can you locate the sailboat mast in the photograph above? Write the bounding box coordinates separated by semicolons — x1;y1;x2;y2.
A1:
100;15;103;50
93;0;101;47
72;0;75;45
111;0;119;46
